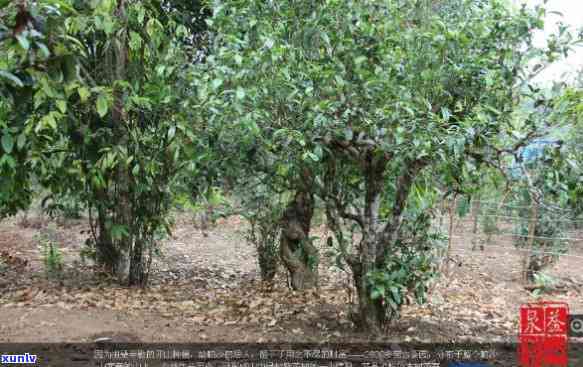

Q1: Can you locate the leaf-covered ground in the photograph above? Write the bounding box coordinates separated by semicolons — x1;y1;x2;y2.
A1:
0;213;582;345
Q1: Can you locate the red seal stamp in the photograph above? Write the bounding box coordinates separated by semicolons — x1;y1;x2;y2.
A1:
518;301;569;367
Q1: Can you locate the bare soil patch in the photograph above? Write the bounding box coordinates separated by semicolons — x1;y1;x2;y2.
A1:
1;212;582;346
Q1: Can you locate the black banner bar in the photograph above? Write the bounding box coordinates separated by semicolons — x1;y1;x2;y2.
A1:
1;342;583;367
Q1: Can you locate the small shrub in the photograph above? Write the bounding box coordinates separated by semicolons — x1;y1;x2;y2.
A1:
531;271;558;297
41;193;85;221
246;215;281;282
36;228;64;278
241;186;286;283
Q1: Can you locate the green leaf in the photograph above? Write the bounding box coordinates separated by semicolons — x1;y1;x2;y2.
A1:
1;134;14;154
211;79;223;90
43;113;57;130
129;31;143;51
173;146;180;162
354;56;367;65
56;100;67;114
167;125;176;140
484;105;501;115
314;145;323;159
96;94;108;117
110;224;129;241
146;18;160;37
16;134;26;150
0;154;16;169
276;164;289;176
306;152;319;162
0;71;24;87
136;5;146;24
441;107;451;121
101;17;115;34
37;42;50;59
78;87;90;102
371;285;385;300
236;87;245;100
344;128;353;141
95;0;115;13
156;65;166;77
40;79;56;98
15;34;30;50
390;286;401;304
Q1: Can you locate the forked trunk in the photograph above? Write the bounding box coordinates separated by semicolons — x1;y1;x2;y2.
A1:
346;156;426;334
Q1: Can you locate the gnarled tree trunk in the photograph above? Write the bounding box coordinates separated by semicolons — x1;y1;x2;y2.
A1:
279;190;318;290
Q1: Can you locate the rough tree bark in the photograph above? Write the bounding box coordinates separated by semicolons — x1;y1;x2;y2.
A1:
279;190;318;290
95;201;117;271
346;151;387;333
330;151;428;334
129;235;146;286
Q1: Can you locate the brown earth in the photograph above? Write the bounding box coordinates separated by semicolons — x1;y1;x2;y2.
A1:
0;211;582;351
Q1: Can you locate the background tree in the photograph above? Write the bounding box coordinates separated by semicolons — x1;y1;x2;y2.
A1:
558;80;583;225
498;76;583;283
0;0;75;218
1;0;202;286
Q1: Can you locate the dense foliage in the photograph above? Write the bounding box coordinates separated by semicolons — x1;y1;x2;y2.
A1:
1;0;208;285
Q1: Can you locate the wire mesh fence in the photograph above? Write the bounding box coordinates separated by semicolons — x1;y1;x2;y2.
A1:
429;198;583;283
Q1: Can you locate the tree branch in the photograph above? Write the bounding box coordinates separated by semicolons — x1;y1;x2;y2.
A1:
378;157;429;258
